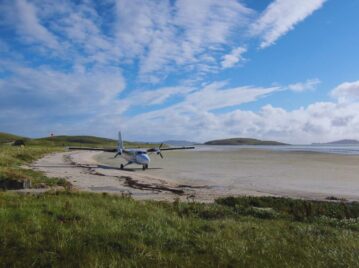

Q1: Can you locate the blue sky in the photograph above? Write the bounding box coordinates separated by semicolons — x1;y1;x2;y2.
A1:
0;0;359;143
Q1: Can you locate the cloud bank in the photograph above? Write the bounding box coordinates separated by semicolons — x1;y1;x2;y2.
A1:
117;81;359;144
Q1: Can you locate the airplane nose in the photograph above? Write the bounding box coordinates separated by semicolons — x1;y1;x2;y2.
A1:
136;154;150;165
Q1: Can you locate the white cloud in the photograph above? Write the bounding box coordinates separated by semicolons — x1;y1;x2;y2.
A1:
118;82;279;141
114;0;253;80
251;0;326;48
117;86;193;113
112;81;359;143
136;87;193;106
0;61;125;116
331;81;359;103
0;0;327;82
13;0;60;49
182;82;277;111
287;78;321;92
120;99;359;144
1;0;254;81
221;46;247;69
0;58;127;138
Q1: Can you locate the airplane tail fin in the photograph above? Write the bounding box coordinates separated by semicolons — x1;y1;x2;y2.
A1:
117;131;124;153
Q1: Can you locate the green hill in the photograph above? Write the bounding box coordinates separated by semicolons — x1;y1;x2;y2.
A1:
32;135;117;147
0;132;160;148
33;135;161;148
205;138;288;145
0;132;28;144
313;139;359;145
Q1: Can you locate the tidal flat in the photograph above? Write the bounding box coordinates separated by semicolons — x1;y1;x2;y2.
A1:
95;145;359;201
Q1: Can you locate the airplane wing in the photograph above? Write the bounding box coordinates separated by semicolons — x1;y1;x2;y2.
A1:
147;146;195;152
158;146;195;151
68;147;117;152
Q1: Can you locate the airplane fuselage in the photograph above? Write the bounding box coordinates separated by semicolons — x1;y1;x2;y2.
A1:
121;149;150;167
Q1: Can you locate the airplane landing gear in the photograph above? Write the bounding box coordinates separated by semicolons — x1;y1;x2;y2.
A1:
142;164;148;170
120;162;133;170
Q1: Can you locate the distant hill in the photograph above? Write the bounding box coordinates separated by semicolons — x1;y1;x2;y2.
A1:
313;139;359;145
33;135;117;146
162;140;199;146
0;132;159;148
0;132;28;144
205;138;288;146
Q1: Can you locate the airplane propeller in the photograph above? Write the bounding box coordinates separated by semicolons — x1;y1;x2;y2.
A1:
147;143;194;158
114;150;122;158
148;143;164;158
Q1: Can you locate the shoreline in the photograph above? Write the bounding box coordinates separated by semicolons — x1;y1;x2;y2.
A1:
29;150;359;202
29;150;275;202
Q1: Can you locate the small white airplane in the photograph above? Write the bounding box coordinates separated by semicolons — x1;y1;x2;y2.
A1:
69;132;195;170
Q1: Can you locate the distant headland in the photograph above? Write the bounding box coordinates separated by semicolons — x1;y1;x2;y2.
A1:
312;139;359;145
204;138;288;146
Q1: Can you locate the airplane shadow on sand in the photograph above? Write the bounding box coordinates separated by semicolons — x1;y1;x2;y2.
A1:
97;164;163;172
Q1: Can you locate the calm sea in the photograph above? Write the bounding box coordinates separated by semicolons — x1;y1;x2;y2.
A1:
194;144;359;155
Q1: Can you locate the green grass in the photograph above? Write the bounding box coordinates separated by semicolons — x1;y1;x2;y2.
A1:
0;145;69;189
216;196;359;222
0;192;358;267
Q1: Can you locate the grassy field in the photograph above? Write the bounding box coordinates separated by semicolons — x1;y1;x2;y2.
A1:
0;192;359;267
1;141;359;267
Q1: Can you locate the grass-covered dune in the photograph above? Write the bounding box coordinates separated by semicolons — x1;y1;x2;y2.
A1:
0;192;359;267
31;135;118;147
0;132;27;144
205;137;288;145
0;145;69;190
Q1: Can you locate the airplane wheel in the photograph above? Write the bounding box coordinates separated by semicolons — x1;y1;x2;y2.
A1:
120;164;124;170
142;164;148;170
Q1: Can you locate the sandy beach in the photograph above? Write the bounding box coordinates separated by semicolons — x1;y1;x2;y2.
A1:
31;147;359;202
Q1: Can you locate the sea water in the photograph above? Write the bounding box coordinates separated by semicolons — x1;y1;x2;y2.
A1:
194;144;359;155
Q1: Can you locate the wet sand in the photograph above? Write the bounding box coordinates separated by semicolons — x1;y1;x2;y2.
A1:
32;147;359;202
